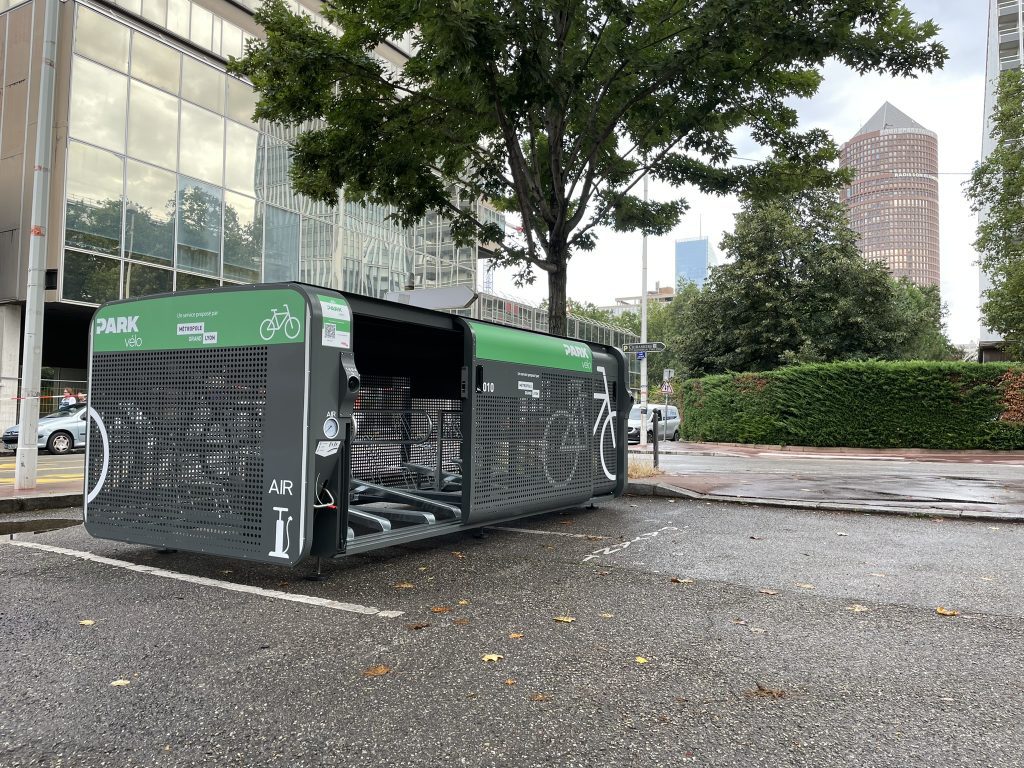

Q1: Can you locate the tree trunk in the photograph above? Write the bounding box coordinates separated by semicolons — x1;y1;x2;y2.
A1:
547;263;568;337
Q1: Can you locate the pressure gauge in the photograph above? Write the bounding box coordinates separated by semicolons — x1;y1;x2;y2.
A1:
322;417;340;439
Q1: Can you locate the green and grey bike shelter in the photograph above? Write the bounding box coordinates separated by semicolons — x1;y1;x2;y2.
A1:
84;282;628;566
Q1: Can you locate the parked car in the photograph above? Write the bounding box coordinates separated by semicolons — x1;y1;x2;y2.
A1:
626;404;680;443
2;405;88;455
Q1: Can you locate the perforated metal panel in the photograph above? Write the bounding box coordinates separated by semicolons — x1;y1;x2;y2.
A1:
351;374;463;492
86;347;269;557
471;371;595;519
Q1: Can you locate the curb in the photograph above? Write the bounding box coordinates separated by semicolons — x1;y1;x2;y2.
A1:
624;481;1024;523
0;494;83;514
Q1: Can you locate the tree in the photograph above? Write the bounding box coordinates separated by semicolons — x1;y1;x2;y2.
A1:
966;68;1024;358
232;0;946;334
673;189;953;374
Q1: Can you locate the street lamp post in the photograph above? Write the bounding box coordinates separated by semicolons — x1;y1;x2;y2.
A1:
639;176;649;448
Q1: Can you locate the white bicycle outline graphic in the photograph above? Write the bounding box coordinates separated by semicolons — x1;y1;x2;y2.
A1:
592;365;617;482
259;305;301;341
541;365;618;487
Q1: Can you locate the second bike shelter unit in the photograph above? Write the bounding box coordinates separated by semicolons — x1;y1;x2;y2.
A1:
84;282;629;566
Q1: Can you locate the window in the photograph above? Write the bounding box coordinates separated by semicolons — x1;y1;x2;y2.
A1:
75;7;129;73
64;142;124;256
182;57;226;114
178;101;224;185
223;191;261;283
69;56;128;152
176;177;222;276
264;206;299;281
124;261;172;297
63;250;121;304
224;121;259;196
124;160;175;264
131;33;180;94
128;80;179;169
226;77;257;126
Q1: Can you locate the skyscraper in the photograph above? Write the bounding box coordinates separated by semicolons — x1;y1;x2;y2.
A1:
839;103;940;288
979;0;1022;361
674;237;717;288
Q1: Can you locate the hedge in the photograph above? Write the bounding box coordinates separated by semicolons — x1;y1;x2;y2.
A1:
680;362;1024;450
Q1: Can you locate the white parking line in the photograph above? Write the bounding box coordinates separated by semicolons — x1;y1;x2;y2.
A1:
4;540;403;618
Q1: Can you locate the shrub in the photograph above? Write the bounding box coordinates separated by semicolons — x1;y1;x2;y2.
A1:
679;361;1024;450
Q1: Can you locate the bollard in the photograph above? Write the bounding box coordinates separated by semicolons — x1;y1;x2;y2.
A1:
652;408;660;469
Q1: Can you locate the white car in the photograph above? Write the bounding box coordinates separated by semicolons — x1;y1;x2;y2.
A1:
2;405;88;454
627;405;680;443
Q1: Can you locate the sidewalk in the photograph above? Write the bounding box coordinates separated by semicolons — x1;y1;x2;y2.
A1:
0;476;82;514
628;442;1024;522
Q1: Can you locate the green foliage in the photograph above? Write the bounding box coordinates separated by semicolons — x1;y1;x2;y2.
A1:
680;362;1024;450
670;189;954;374
966;68;1024;358
232;0;946;334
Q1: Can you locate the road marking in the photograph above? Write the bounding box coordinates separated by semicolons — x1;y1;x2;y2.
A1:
491;526;607;540
3;540;404;618
0;475;83;485
582;526;679;562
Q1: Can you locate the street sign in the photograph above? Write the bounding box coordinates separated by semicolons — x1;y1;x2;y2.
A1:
660;382;673;395
636;351;646;360
622;342;665;353
662;368;674;381
383;285;478;310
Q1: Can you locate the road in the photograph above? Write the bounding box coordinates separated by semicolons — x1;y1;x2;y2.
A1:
652;452;1024;514
3;498;1023;767
0;452;84;488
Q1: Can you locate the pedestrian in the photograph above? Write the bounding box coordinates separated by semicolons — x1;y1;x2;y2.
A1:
59;388;77;409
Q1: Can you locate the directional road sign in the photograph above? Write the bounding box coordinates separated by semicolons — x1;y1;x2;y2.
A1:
622;341;666;353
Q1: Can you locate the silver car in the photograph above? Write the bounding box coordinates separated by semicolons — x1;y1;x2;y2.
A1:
627;404;680;443
2;405;88;455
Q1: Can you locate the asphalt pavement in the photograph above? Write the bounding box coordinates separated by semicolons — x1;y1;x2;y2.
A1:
3;498;1023;767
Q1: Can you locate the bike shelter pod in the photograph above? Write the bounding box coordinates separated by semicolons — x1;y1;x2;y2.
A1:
84;282;629;566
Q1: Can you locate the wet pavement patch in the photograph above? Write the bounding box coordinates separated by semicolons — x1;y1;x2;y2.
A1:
1;519;81;535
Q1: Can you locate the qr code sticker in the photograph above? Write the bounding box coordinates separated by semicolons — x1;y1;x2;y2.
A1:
322;322;343;348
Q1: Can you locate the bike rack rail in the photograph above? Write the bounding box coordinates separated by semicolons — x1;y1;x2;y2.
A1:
84;282;629;566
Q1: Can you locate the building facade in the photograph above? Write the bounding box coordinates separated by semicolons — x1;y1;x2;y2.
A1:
597;285;675;319
839;102;940;289
674;237;716;289
979;0;1022;361
0;0;637;422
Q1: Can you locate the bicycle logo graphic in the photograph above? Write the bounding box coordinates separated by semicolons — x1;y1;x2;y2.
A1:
259;305;301;341
592;365;617;481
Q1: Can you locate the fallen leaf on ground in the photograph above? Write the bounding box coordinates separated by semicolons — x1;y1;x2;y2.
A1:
750;627;767;634
110;680;131;687
560;520;574;526
529;693;550;702
457;599;470;606
847;604;869;613
431;606;452;614
746;683;786;699
599;613;614;619
451;551;465;559
758;589;779;596
749;536;764;540
394;582;415;589
453;618;470;626
509;632;524;639
504;678;516;686
836;532;849;537
670;577;695;584
795;583;815;590
481;654;503;663
406;622;430;631
595;570;610;576
363;665;391;677
553;616;576;623
635;657;649;664
936;606;960;617
78;620;95;626
730;618;748;626
417;566;428;572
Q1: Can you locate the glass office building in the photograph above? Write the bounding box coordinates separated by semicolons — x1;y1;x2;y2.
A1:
0;0;637;419
674;237;716;289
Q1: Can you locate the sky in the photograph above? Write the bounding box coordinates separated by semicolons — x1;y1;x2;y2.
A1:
486;1;989;345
